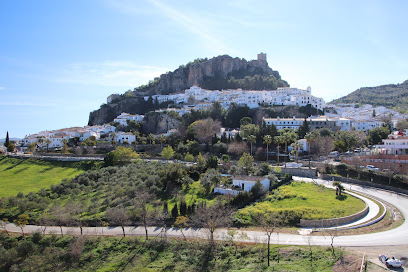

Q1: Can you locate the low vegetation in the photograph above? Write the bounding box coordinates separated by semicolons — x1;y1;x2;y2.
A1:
235;182;365;225
0;157;87;198
0;233;344;272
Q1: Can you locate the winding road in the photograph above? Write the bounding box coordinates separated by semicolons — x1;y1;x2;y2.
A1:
4;177;408;248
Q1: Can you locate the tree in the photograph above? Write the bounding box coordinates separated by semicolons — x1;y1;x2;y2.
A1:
191;201;232;244
247;135;257;156
62;139;69;153
291;141;302;163
161;146;175;160
256;212;284;267
104;146;139;166
4;131;9;148
133;189;154;240
45;138;51;152
27;142;36;153
14;214;29;236
7;143;15;153
159;135;166;149
190;118;222;144
240;117;252;126
49;205;69;236
184;153;194;162
174;216;189;240
171;203;179;218
281;130;297;153
106;207;130;237
240;124;260;139
333;181;344;196
206;155;219;169
274;135;284;166
305;132;318;168
237;152;254;175
396;119;408;131
298;118;309;139
0;218;10;235
147;133;155;145
263;135;273;162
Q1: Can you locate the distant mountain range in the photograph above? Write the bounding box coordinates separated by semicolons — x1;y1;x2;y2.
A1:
0;138;21;144
88;54;289;125
330;80;408;113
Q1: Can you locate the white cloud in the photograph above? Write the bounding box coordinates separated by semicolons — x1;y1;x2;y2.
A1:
147;0;232;55
0;86;5;90
56;61;170;88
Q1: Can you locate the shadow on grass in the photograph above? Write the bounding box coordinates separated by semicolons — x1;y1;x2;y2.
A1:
13;166;29;175
2;160;24;171
336;195;348;201
40;167;55;173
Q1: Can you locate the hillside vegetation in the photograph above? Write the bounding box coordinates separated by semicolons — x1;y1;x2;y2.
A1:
0;234;343;272
0;157;85;198
331;80;408;113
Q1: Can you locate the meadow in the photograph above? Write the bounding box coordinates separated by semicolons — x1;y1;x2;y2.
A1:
235;181;366;225
0;156;84;197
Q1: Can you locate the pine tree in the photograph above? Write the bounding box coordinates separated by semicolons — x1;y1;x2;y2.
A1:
162;201;168;215
4;131;9;148
180;200;187;216
171;203;179;218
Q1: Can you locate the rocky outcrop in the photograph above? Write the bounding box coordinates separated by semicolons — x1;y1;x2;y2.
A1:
141;112;180;134
89;54;289;125
136;54;284;95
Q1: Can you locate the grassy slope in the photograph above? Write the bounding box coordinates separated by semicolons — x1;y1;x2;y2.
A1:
0;157;83;197
237;182;365;222
0;235;342;272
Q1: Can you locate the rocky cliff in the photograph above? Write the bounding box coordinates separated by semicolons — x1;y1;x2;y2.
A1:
88;54;289;125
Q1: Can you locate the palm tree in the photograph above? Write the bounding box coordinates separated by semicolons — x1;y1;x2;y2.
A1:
111;133;116;147
45;138;51;152
37;137;44;151
62;139;68;153
274;135;284;166
159;135;166;149
291;141;302;163
263;135;273;162
305;132;317;168
247;135;256;156
148;133;154;145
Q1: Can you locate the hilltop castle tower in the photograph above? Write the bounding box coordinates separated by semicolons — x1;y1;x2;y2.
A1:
257;52;267;62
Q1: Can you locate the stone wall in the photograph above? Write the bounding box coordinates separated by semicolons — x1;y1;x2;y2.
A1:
299;202;369;228
280;167;317;178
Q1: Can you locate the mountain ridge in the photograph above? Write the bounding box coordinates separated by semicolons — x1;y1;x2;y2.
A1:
330;80;408;113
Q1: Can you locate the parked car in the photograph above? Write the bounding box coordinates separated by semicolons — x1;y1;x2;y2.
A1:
379;254;402;268
345;151;353;155
366;165;380;171
328;151;339;158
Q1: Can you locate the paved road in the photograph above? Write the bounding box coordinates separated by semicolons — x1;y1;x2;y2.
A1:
4;177;407;247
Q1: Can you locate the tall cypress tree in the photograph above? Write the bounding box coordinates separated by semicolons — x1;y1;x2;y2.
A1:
4;131;9;148
171;203;179;218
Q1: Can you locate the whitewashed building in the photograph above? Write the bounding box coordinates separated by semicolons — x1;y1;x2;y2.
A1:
214;176;270;195
114;113;144;126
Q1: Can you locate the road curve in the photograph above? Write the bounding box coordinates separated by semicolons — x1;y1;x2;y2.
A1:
4;177;407;247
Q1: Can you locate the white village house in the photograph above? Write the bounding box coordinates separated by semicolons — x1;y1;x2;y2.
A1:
214;176;270;196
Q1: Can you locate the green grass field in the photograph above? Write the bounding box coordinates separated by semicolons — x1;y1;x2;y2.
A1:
236;181;365;224
0;156;83;197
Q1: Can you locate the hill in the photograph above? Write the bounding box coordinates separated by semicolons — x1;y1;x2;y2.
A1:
330;80;408;112
88;53;289;125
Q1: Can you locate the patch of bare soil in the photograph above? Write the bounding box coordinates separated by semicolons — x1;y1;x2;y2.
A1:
332;254;362;272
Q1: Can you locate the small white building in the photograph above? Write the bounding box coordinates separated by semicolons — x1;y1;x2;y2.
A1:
114;113;144;126
352;120;384;131
114;132;136;144
214;176;270;195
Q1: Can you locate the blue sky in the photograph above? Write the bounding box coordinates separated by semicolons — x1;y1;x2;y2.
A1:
1;0;407;138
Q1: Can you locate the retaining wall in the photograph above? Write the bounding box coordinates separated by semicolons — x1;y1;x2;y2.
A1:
299;202;369;228
280;167;317;178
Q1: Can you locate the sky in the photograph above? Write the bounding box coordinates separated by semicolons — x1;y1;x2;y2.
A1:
1;0;407;139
